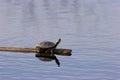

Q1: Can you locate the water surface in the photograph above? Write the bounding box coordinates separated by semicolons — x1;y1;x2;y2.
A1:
0;0;120;80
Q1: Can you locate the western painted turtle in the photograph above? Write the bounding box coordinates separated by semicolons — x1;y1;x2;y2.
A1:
36;39;61;53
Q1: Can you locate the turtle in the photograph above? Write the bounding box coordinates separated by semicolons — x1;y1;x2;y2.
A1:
36;39;61;53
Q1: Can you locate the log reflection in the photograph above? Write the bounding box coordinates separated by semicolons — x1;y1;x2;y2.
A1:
35;53;60;67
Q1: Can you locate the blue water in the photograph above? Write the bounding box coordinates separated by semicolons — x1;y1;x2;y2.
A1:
0;0;120;80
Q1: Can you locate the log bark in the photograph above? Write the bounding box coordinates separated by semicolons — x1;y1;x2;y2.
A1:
0;47;37;53
0;47;72;56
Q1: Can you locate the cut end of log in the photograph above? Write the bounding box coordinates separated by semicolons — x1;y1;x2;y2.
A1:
53;49;72;56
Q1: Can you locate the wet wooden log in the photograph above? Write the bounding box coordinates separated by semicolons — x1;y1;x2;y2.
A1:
53;49;72;56
0;47;72;56
0;47;37;53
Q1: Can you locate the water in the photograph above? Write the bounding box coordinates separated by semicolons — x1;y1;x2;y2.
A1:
0;0;120;80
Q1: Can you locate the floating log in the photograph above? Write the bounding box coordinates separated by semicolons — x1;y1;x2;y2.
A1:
0;47;37;53
0;47;72;56
53;49;72;56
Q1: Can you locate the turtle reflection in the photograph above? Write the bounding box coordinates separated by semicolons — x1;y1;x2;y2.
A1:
35;53;60;67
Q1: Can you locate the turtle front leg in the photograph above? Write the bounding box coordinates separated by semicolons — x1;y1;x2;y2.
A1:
45;48;52;53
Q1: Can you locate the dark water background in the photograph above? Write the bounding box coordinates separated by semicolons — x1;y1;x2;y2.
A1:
0;0;120;80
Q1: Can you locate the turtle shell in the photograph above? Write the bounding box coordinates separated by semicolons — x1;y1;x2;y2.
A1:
37;41;55;49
